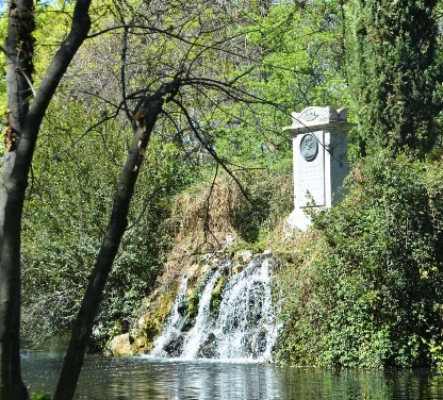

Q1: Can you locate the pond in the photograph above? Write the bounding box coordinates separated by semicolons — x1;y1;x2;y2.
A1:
22;352;443;399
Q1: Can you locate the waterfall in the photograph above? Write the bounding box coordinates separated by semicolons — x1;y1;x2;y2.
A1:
149;254;281;362
181;270;221;359
213;257;278;360
150;275;189;358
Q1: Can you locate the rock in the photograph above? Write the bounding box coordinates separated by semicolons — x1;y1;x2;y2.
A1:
200;264;212;278
230;250;254;275
263;250;272;257
135;316;146;331
182;316;195;332
188;289;200;320
164;336;184;357
199;333;216;358
103;348;113;357
211;275;227;314
134;336;147;349
231;264;245;275
224;235;237;247
234;250;253;263
200;253;214;263
143;315;162;343
220;264;230;276
187;263;211;284
109;333;132;356
187;264;201;282
178;299;189;316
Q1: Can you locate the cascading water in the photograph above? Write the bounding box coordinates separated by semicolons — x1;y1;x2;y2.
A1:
149;254;281;362
150;275;189;358
181;270;221;359
213;257;278;360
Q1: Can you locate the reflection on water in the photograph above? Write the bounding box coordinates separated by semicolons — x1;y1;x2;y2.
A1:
21;352;443;399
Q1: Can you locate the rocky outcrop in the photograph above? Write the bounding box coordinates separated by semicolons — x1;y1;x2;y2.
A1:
109;333;132;356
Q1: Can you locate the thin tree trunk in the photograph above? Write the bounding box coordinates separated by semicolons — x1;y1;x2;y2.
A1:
0;1;92;399
53;94;168;400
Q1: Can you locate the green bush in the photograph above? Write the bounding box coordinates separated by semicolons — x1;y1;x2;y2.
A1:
30;394;52;400
277;152;443;368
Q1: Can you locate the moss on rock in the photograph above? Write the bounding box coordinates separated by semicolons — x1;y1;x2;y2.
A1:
211;275;227;314
188;288;201;320
124;285;179;354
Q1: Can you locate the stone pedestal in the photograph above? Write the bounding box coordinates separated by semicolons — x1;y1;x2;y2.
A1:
284;106;355;231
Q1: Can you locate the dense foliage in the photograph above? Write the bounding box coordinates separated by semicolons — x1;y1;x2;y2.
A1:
21;130;190;348
347;0;443;156
278;153;443;368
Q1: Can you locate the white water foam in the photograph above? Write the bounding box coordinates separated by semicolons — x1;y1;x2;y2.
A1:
150;275;189;358
149;255;281;362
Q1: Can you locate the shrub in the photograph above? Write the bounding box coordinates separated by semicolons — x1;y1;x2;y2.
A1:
277;152;443;368
30;394;52;400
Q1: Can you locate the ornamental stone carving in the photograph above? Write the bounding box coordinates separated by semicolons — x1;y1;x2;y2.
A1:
299;134;318;162
285;106;352;134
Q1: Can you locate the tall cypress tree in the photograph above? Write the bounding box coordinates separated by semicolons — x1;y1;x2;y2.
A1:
347;0;443;156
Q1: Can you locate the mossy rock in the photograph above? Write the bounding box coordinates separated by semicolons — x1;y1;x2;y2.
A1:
231;264;246;275
144;317;162;342
211;275;227;313
137;286;180;352
133;336;147;350
178;299;189;316
182;315;195;332
156;292;177;321
188;288;201;320
109;333;133;356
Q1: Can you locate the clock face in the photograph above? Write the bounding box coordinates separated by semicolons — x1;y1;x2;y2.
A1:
300;134;318;162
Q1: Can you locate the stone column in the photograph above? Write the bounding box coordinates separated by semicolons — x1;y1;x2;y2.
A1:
283;106;355;231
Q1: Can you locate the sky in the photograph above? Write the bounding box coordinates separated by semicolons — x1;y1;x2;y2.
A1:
0;1;57;16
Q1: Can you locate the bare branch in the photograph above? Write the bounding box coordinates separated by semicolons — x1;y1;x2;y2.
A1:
172;98;251;202
50;112;119;160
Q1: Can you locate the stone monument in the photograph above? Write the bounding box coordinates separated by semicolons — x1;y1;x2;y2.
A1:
284;106;355;231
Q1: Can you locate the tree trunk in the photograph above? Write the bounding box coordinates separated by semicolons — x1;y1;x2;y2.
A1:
53;94;168;400
0;1;92;399
0;1;35;398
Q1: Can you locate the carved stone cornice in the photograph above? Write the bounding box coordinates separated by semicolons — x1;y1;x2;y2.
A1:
283;106;356;134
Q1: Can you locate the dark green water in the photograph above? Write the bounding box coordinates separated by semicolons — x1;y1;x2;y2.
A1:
21;352;443;399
